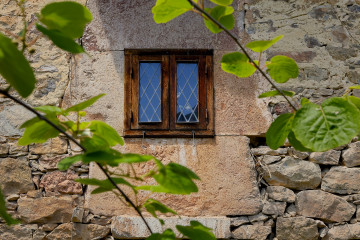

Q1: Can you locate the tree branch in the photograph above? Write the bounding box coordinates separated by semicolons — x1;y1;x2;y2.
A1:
0;89;153;234
187;0;298;111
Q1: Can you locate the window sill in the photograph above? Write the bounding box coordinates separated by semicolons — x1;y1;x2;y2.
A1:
123;129;214;138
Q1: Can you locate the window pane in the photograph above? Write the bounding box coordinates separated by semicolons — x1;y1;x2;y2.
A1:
176;62;199;123
139;62;161;123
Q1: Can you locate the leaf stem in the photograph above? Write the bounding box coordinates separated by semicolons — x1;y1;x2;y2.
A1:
0;89;153;234
187;0;298;111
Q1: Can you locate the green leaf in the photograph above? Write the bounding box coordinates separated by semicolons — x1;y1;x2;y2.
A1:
347;96;360;110
267;55;299;83
34;105;63;115
258;90;295;98
246;35;283;53
288;131;312;152
81;135;109;153
0;189;19;225
76;177;135;194
300;98;311;106
349;85;360;90
176;221;216;240
292;97;360;152
65;94;105;113
203;6;234;33
152;0;192;23
36;24;84;53
266;113;294;149
138;162;199;195
18;119;62;145
221;52;257;78
144;199;177;220
20;117;40;129
83;149;153;166
58;154;84;171
39;1;92;39
209;0;233;6
146;229;176;240
0;33;36;97
89;121;124;147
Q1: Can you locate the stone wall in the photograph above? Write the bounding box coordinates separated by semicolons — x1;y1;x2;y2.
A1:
0;0;359;239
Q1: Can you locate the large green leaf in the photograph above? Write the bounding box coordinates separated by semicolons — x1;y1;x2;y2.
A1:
138;161;199;195
246;35;283;53
18;119;62;145
58;154;84;171
39;1;92;39
34;105;63;115
203;6;234;33
80;135;109;153
65;94;105;113
258;90;295;98
221;52;257;78
349;85;360;90
292;97;360;152
176;221;216;240
210;0;233;5
83;149;153;166
266;113;294;150
288;131;312;152
144;198;177;223
89;121;124;147
267;55;299;83
0;189;19;225
146;229;176;240
36;24;84;53
152;0;193;23
346;96;360;110
0;33;36;97
20;117;41;129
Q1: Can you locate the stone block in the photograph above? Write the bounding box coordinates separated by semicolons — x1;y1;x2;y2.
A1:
0;158;34;196
17;196;74;223
232;225;272;240
30;137;67;155
342;142;360;167
85;136;262;217
38;154;68;170
0;224;33;240
230;216;249;227
263;156;321;190
276;217;319;240
0;143;9;155
322;166;360;194
40;170;82;195
309;150;340;165
296;190;356;223
111;216;230;239
262;201;286;216
0;104;34;136
323;223;360;240
252;146;288;156
266;186;296;203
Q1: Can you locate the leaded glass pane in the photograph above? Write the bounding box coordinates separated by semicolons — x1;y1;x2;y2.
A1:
139;62;161;123
176;62;199;123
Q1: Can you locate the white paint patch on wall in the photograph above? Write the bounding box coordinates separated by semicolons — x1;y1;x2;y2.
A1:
178;138;187;166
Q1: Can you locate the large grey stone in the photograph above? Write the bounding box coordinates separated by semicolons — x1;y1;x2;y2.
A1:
46;223;80;240
0;224;33;240
17;196;74;223
296;190;356;223
0;158;34;195
263;156;321;190
323;223;360;240
322;166;360;194
40;170;82;195
342;142;360;167
30;137;67;155
111;216;230;239
309;150;340;165
232;225;272;240
266;186;296;203
276;217;319;240
262;201;286;216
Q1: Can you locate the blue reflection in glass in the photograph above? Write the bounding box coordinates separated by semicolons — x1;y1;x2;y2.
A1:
176;62;199;123
139;62;161;123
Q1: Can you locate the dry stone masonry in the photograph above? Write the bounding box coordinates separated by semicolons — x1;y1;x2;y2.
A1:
0;0;360;239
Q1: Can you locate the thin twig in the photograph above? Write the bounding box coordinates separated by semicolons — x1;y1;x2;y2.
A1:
187;0;298;111
0;89;153;234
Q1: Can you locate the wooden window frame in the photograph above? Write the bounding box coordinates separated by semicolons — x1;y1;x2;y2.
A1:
124;49;214;138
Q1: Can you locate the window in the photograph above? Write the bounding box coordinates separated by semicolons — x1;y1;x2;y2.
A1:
124;49;214;137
